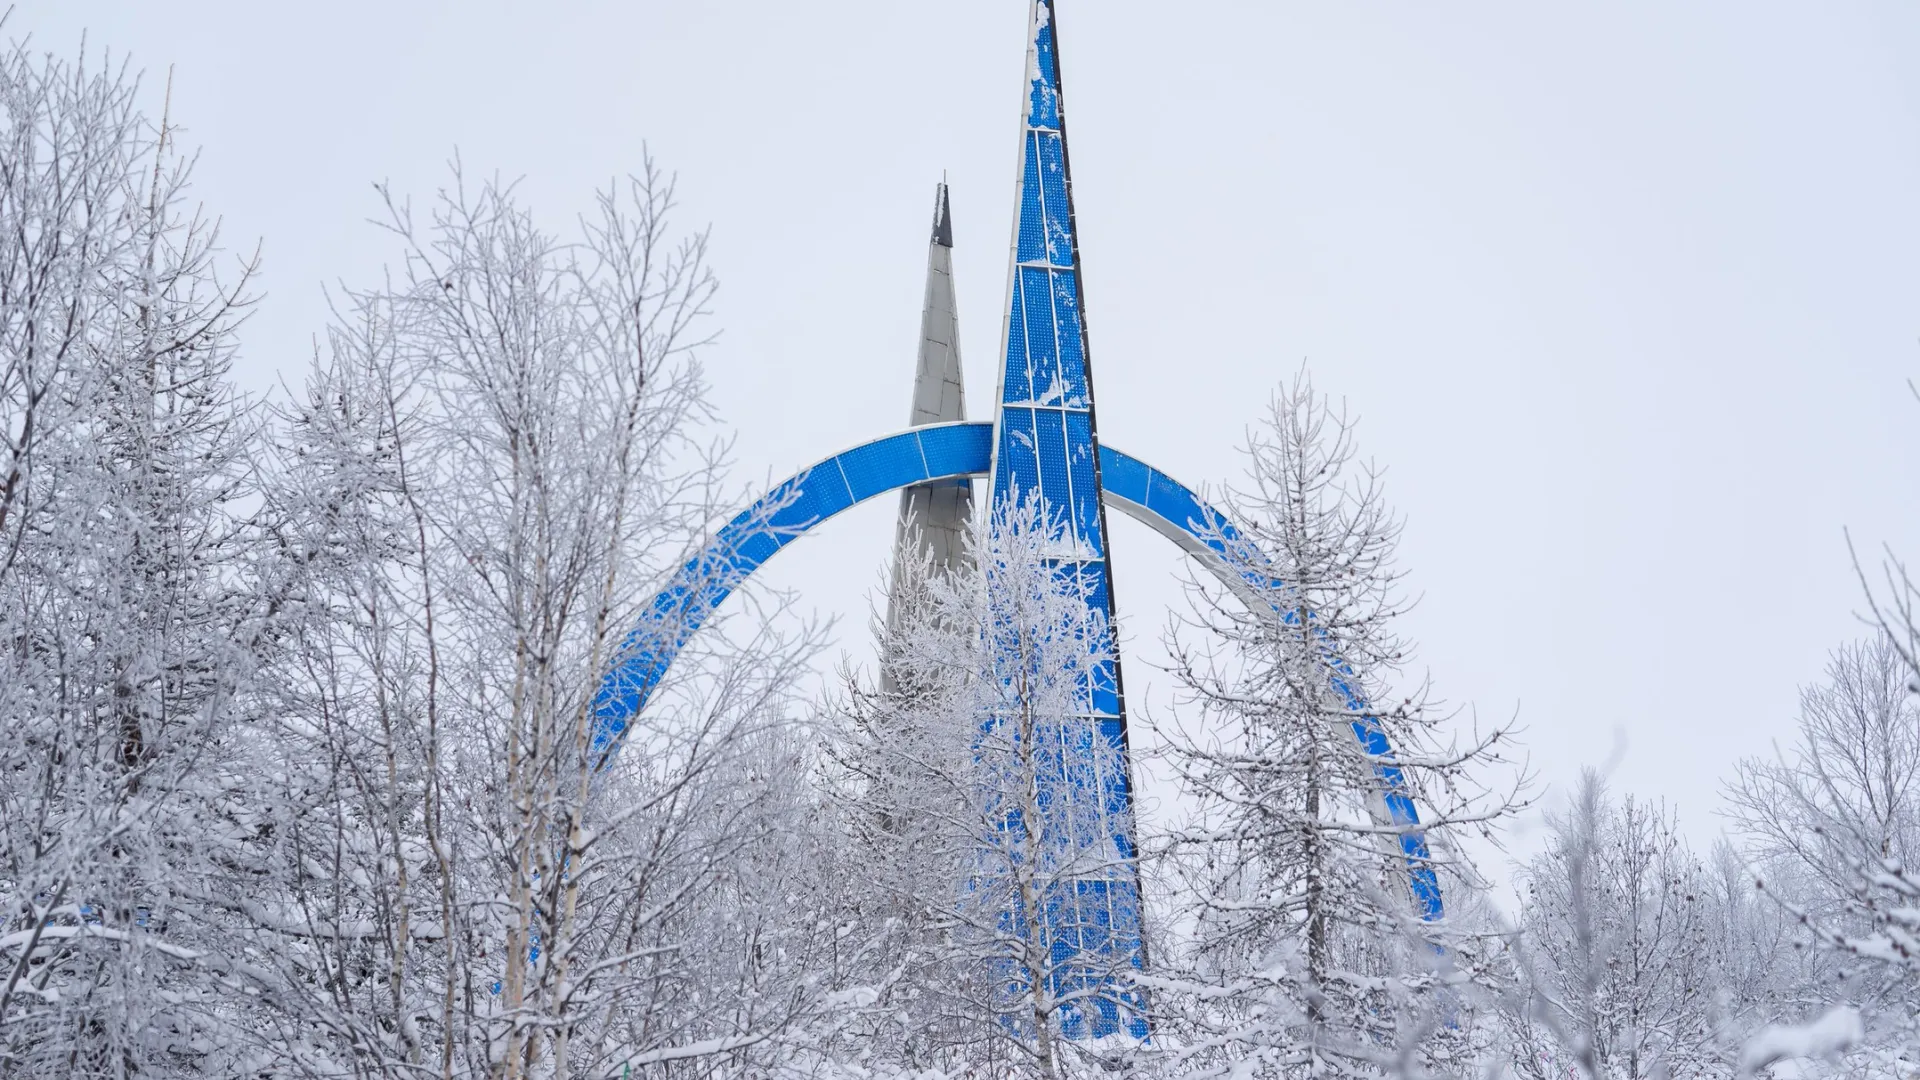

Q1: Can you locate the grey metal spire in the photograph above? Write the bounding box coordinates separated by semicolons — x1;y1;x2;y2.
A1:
907;182;965;429
884;182;973;651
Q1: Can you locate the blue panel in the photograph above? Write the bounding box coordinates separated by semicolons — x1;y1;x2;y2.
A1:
1081;564;1110;616
996;408;1040;497
726;525;784;570
767;466;853;532
748;475;806;533
1049;559;1106;611
1004;271;1034;404
837;432;925;502
918;421;994;478
1092;656;1121;719
1037;133;1074;267
1018;132;1046;265
1145;468;1204;537
1065;413;1101;550
589;426;992;747
1096;445;1148;507
1020;266;1059;402
1033;407;1070;526
1050;271;1088;405
1028;6;1061;130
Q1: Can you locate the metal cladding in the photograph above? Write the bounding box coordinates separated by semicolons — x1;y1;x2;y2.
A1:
884;182;974;660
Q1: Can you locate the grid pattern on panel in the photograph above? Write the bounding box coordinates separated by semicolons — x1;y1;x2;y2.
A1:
985;0;1147;1041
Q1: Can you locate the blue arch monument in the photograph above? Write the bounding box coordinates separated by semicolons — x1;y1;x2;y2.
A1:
592;0;1441;1041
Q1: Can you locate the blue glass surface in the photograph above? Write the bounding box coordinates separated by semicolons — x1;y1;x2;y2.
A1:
1095;445;1149;508
768;467;852;532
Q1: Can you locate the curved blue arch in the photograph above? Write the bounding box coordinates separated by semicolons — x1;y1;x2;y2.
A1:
591;421;994;731
593;420;1442;919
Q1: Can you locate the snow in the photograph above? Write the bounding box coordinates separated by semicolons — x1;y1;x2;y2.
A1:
1740;1007;1864;1073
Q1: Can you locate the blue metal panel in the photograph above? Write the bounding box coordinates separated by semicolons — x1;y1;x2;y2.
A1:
1095;445;1149;508
1028;8;1062;130
1050;272;1089;405
591;425;983;754
1033;408;1071;522
1065;412;1100;549
1037;135;1074;267
1018;267;1059;401
1017;136;1047;265
918;420;994;478
1003;271;1035;403
995;407;1041;496
769;467;852;532
840;432;925;501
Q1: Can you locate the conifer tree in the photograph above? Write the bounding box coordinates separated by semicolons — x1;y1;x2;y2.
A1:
1148;373;1519;1079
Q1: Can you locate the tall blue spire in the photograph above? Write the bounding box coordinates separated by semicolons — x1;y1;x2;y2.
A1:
987;0;1148;1042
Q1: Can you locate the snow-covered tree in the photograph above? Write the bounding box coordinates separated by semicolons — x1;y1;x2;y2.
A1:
1505;774;1754;1080
1145;373;1520;1080
1723;628;1920;1067
826;494;1147;1079
1726;635;1920;914
0;40;269;1076
243;161;865;1078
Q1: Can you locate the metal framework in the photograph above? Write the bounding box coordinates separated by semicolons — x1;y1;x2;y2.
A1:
588;0;1443;1045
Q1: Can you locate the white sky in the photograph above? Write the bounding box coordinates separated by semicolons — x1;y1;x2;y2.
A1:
16;1;1920;880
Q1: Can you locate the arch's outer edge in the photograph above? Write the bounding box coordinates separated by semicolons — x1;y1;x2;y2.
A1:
592;421;1442;920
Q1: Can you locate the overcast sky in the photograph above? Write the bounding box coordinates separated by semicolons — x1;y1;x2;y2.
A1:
15;1;1920;874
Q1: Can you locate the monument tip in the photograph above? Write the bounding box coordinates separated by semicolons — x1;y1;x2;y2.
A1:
931;181;953;248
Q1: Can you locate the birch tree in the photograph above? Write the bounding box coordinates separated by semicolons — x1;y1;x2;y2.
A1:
244;162;856;1079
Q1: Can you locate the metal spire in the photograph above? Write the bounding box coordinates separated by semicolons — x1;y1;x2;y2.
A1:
883;182;975;660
